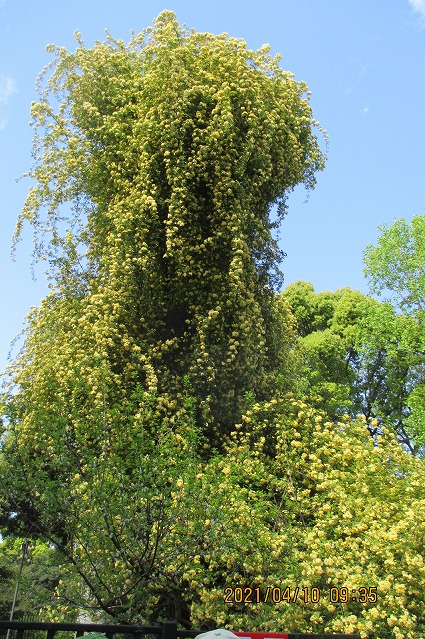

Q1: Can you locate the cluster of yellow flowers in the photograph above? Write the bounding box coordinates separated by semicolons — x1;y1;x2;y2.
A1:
4;11;423;638
172;398;424;637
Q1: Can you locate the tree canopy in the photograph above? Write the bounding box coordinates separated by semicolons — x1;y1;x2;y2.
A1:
363;213;425;453
2;8;325;624
281;281;425;454
364;214;425;318
1;11;425;639
13;10;325;441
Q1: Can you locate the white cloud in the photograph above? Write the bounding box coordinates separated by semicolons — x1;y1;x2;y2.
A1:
408;0;425;17
0;117;6;131
0;75;17;104
362;107;370;114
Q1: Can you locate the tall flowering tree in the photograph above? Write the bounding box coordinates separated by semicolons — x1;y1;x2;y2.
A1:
2;16;425;636
1;11;324;623
13;11;325;438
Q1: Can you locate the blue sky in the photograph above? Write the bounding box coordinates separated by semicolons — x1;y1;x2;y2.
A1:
1;0;425;372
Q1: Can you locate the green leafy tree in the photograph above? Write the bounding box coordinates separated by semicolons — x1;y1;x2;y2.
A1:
0;538;67;620
281;281;425;454
363;214;425;317
364;213;425;451
1;11;325;623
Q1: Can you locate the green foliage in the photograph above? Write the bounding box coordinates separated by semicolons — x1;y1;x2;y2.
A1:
363;213;425;453
172;398;425;638
280;281;335;337
13;10;325;441
281;281;425;454
0;538;67;620
2;11;425;639
2;381;207;622
1;11;324;625
364;214;425;317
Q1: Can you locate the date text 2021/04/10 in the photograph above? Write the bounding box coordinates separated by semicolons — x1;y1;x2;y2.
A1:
224;586;377;605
